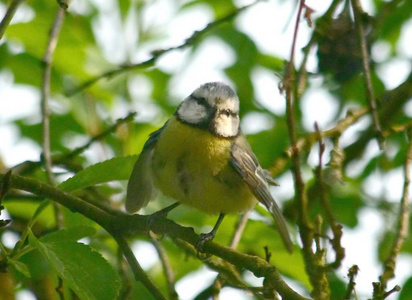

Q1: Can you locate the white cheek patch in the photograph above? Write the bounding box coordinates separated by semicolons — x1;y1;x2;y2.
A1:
177;100;208;124
214;115;239;137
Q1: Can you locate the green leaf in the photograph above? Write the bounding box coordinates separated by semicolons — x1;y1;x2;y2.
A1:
10;260;31;278
29;230;121;300
399;276;412;300
5;200;56;229
257;53;285;72
58;155;138;192
40;226;96;243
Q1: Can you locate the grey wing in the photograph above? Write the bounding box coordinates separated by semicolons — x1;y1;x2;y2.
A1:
126;125;164;213
230;134;293;253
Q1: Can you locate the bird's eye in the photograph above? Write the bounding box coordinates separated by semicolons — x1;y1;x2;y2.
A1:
221;109;231;117
191;95;207;104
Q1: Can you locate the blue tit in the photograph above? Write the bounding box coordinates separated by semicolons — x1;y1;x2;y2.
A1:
126;82;293;252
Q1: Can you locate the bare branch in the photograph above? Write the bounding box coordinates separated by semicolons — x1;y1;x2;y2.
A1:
56;111;137;163
270;107;368;176
345;73;412;162
0;0;25;40
149;231;178;300
283;1;331;298
229;211;250;249
344;265;359;300
10;112;137;176
314;123;345;269
350;0;384;149
199;212;250;298
379;129;412;288
41;6;66;185
65;1;260;96
113;234;167;300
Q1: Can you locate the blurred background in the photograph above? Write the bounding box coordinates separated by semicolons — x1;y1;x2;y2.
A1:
1;0;412;299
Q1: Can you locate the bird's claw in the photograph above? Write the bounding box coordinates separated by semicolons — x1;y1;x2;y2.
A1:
196;232;216;253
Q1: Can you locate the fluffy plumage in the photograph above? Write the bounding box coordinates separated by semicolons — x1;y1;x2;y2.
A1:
126;82;293;252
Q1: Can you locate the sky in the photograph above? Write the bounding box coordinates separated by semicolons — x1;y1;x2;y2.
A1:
1;0;412;299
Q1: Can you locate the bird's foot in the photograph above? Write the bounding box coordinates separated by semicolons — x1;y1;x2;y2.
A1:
195;231;216;253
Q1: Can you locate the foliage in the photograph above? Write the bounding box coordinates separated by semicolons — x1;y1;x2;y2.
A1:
0;0;411;299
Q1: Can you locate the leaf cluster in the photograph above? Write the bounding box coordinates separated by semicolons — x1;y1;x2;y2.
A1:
0;0;412;299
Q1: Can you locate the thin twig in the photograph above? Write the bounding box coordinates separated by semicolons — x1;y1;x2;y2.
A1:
344;72;412;163
0;171;12;230
41;6;66;185
149;231;178;300
344;265;359;300
41;8;67;298
113;234;167;300
206;212;250;298
270;107;369;177
56;112;137;163
350;0;384;149
12;112;137;176
285;0;309;226
194;212;250;299
175;238;261;300
0;0;25;40
379;128;412;288
40;8;67;298
229;211;250;248
284;1;330;298
297;0;344;94
314;123;345;269
117;248;132;300
65;1;260;96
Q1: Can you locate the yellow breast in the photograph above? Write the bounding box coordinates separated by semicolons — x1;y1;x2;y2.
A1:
151;117;256;214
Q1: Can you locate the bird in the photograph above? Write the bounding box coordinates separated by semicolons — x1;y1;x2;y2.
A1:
126;82;293;253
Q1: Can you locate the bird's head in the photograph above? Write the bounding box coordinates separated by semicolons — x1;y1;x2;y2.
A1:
176;82;240;138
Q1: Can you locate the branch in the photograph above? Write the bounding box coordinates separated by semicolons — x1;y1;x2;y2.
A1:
55;111;137;163
65;1;259;96
350;0;384;149
40;9;68;295
314;123;345;269
379;129;412;288
2;172;310;300
284;1;328;298
344;265;359;300
229;211;250;248
297;0;343;95
345;72;412;163
0;0;25;40
175;239;250;296
149;231;178;300
11;112;137;176
283;1;332;298
0;171;12;229
195;212;251;299
41;6;66;185
113;234;167;300
269;107;369;176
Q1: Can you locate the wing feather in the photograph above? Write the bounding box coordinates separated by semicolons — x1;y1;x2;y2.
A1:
230;135;293;253
126;125;165;213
